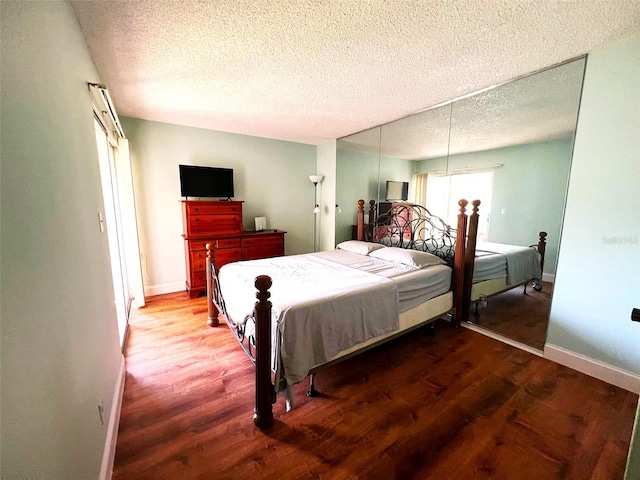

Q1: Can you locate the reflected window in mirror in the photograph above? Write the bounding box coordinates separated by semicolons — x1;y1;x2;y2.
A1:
420;171;494;241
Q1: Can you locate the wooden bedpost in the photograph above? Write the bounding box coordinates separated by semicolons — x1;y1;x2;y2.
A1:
462;200;481;323
368;200;376;240
205;243;219;327
452;200;468;328
368;200;376;225
538;231;547;274
357;199;365;241
253;275;274;429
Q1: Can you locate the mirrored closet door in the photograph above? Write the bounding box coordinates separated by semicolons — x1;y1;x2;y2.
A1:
336;57;587;352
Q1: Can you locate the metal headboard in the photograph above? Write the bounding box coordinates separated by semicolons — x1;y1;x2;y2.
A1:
363;201;457;261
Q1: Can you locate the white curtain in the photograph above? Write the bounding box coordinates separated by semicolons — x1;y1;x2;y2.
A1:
410;173;428;205
116;138;145;309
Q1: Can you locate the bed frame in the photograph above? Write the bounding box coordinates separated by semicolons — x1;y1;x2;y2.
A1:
205;198;480;429
355;198;481;323
468;231;547;316
358;199;547;316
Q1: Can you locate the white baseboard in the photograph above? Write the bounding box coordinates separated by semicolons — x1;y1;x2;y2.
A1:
100;355;126;480
544;343;640;394
542;273;555;283
144;281;185;296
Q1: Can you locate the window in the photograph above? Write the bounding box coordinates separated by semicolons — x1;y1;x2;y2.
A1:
425;171;493;241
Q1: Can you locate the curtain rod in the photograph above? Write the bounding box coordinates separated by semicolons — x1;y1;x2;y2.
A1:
88;82;125;139
423;163;503;176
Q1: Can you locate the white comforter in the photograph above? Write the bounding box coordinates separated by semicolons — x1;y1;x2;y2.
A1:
219;252;400;386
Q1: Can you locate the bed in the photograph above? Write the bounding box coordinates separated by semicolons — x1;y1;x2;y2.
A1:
205;198;479;428
469;236;546;313
357;200;546;317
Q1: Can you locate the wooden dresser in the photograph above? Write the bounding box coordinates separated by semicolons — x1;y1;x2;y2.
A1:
181;200;285;298
376;202;414;240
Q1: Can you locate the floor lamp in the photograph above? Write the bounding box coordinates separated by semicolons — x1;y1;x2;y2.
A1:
309;175;323;252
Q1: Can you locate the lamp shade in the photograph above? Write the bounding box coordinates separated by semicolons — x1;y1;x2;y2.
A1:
309;175;323;184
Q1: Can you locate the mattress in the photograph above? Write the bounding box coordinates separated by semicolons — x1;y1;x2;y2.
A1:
219;249;452;386
473;250;507;283
316;249;452;312
376;238;540;286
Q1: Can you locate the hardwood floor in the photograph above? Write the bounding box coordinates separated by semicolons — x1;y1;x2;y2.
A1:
469;281;552;350
113;292;638;480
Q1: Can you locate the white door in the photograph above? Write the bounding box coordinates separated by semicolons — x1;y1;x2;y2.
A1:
94;117;131;346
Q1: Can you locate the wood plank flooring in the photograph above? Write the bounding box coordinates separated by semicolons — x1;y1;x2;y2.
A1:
469;281;552;350
113;292;638;480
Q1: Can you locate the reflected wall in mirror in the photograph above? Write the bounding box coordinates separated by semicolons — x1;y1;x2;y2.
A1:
336;56;587;352
379;103;452;204
435;58;585;349
336;126;382;244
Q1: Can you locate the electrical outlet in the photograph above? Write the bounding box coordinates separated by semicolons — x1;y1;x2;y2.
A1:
98;398;105;426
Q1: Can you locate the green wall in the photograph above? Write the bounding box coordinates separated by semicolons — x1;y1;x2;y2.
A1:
336;147;413;245
415;137;574;276
120;117;317;294
1;1;123;477
547;36;640;375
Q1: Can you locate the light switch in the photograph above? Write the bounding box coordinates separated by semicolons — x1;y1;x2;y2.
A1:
98;212;105;232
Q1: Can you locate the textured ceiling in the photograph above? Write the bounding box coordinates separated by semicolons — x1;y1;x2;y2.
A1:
71;1;640;145
339;57;586;159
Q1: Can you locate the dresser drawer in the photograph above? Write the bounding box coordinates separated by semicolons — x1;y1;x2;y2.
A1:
215;238;241;249
190;243;242;271
242;244;284;261
242;235;284;247
190;251;207;272
186;203;242;216
187;215;241;236
215;247;242;265
188;238;241;255
190;271;207;288
188;240;215;252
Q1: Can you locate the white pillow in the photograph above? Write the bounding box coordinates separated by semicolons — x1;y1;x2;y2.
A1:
336;240;386;256
369;247;446;268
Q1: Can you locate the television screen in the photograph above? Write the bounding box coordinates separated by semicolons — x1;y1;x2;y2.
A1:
385;180;409;201
179;165;234;199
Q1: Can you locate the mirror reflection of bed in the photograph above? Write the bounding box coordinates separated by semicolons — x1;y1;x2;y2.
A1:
336;56;587;353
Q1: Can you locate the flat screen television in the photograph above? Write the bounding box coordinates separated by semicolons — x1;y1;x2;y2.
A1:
385;180;409;201
179;165;234;199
